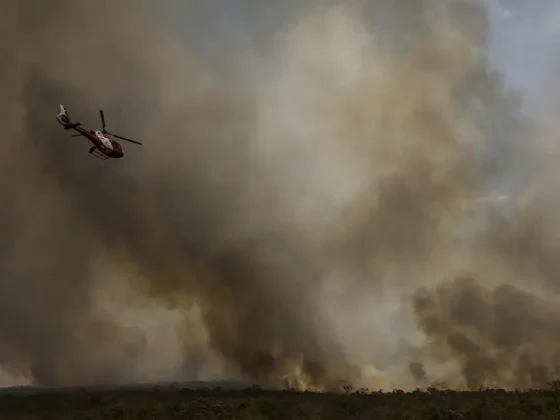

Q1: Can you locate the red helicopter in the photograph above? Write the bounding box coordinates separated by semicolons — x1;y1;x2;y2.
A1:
56;104;142;160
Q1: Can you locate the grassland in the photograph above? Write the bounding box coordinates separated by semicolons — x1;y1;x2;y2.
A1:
1;383;560;419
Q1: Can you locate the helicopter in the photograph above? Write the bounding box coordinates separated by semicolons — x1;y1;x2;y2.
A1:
56;104;142;160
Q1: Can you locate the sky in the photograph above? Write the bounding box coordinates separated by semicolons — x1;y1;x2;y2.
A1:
148;0;559;115
134;0;559;255
147;0;559;206
485;0;559;114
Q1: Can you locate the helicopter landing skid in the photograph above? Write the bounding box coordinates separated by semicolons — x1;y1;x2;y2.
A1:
89;147;109;160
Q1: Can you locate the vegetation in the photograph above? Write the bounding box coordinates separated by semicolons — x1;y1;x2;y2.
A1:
1;382;560;419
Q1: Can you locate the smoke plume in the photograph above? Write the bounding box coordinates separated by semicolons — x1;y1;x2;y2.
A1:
1;0;558;390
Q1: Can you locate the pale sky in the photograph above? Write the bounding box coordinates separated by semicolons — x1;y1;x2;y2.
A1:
151;1;559;115
485;0;559;113
145;0;560;237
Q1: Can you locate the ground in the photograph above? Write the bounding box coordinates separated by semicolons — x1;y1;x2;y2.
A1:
1;384;560;419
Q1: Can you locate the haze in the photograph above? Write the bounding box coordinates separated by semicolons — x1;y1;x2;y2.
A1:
1;0;560;391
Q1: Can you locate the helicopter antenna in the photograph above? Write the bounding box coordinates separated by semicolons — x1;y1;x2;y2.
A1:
99;109;107;133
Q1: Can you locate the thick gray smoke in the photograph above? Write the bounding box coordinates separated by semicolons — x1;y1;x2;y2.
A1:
1;0;558;391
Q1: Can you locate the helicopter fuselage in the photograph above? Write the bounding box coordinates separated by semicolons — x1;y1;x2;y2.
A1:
71;125;124;158
91;130;124;158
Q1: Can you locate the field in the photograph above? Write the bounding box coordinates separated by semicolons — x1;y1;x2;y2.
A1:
1;384;560;419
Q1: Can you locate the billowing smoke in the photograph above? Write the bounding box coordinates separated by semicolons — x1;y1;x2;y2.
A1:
1;0;558;391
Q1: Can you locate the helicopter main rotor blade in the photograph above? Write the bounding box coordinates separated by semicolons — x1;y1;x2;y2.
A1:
99;109;107;132
108;132;143;145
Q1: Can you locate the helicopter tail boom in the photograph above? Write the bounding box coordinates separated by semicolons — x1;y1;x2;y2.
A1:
56;104;81;129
